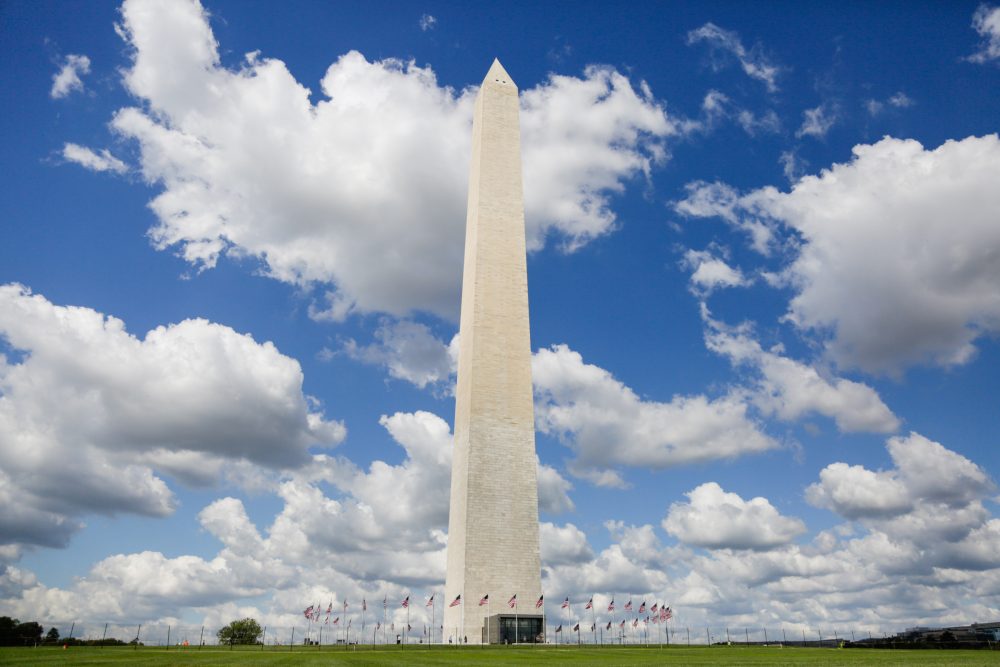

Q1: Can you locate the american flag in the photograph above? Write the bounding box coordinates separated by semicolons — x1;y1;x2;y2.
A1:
401;596;409;608
584;597;593;610
554;625;562;633
383;596;387;610
535;595;544;609
479;594;489;606
333;617;339;625
426;595;435;607
619;620;626;628
561;597;569;609
363;599;367;612
376;622;381;630
508;594;517;608
449;595;461;608
638;602;646;613
606;622;612;630
303;605;314;619
664;606;672;621
651;603;658;613
607;599;615;612
573;624;580;632
632;618;638;628
625;600;633;611
590;624;595;632
343;600;348;609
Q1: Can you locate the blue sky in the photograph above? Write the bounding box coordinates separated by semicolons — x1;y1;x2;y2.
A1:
2;0;1000;640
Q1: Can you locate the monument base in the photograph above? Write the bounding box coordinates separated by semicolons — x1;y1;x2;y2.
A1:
482;613;545;644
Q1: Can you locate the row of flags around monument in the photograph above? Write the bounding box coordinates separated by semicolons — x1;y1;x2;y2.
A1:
304;595;672;625
443;593;544;609
581;596;673;620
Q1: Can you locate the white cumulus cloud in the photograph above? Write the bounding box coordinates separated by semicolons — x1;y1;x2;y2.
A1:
703;312;899;433
0;284;343;550
796;104;838;139
676;135;1000;375
663;482;806;550
51;54;90;98
62;143;129;174
969;4;1000;63
807;432;994;524
103;0;679;321
532;344;777;485
681;248;750;294
343;320;457;389
805;463;912;519
419;14;437;31
686;22;780;92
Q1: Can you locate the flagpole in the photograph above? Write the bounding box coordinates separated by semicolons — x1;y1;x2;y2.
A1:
628;596;633;645
591;599;596;645
515;595;518;645
487;595;491;645
542;599;546;645
431;597;435;645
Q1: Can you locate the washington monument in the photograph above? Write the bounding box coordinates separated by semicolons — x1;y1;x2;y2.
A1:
443;59;543;644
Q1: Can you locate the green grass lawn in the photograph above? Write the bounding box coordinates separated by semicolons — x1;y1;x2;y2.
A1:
2;645;998;666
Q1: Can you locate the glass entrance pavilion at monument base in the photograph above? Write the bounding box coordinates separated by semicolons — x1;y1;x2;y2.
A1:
482;614;545;644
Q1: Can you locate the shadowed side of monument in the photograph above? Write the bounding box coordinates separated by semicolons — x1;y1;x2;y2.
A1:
443;59;543;644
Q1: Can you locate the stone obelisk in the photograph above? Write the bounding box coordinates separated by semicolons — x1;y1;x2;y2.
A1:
444;59;542;644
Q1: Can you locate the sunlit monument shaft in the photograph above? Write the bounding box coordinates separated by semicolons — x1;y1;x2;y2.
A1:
444;59;542;644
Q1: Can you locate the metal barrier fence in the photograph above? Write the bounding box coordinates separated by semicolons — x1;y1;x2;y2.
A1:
15;621;999;650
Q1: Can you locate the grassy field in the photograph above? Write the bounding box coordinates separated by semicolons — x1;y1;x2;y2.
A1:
1;645;998;666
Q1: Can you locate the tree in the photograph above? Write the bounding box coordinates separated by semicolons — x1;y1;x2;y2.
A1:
216;618;263;645
45;627;60;643
14;621;43;646
0;617;19;646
